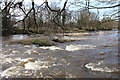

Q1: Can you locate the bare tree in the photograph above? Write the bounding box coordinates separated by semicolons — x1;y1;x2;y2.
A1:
1;0;119;36
45;0;68;32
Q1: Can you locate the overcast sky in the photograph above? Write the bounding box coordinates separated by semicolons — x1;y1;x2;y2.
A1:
1;0;119;20
18;0;119;19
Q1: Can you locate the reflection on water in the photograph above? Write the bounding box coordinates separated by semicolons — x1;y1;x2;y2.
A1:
11;35;29;40
2;35;28;41
1;30;119;78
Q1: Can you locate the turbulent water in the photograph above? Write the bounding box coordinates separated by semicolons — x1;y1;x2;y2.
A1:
0;30;119;78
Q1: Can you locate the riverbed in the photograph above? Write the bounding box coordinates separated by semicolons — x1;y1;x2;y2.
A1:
0;30;119;78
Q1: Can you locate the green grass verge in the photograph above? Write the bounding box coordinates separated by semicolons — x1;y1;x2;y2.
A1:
32;39;55;46
9;38;55;46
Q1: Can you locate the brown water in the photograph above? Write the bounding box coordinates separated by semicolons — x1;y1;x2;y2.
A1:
0;30;119;78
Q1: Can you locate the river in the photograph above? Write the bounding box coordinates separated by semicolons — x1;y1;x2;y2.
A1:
0;30;119;78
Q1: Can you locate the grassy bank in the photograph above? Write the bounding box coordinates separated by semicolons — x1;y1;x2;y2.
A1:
9;38;55;46
11;27;114;36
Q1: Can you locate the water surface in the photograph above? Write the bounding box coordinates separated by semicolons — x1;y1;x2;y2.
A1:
1;30;119;78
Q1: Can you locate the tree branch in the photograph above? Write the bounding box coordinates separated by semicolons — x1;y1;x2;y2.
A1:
89;4;120;9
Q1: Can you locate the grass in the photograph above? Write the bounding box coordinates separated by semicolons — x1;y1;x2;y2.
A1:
32;39;55;46
9;38;55;46
65;29;87;33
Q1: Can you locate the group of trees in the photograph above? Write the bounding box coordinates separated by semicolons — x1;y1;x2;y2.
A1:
0;0;119;36
77;10;118;31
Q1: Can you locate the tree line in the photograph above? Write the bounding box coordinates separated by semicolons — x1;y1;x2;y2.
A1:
0;0;119;36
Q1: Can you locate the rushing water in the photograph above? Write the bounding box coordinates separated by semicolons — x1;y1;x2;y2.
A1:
1;30;119;78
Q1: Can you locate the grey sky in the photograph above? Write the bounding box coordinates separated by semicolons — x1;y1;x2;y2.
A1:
1;0;119;20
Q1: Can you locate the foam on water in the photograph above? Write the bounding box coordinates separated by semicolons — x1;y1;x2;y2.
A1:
1;57;37;65
17;58;37;62
1;59;50;78
1;58;16;64
85;61;119;73
65;44;96;51
1;66;37;78
24;45;31;48
24;50;39;54
0;48;2;52
98;31;104;35
62;36;100;40
39;46;63;51
12;50;19;54
3;49;20;55
1;66;24;78
25;61;49;70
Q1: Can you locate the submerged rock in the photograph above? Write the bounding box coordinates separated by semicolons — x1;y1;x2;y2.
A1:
99;52;106;55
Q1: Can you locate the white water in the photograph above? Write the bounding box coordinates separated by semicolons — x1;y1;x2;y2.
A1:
1;66;24;78
39;46;63;51
85;61;119;73
65;44;96;51
25;61;49;70
38;44;96;52
1;57;37;64
1;58;50;78
24;45;31;48
62;36;100;40
24;49;39;54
